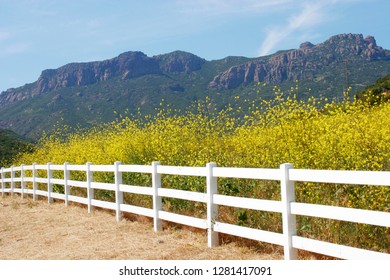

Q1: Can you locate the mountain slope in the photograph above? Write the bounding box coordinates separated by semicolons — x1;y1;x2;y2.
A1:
356;73;390;103
0;128;33;166
209;34;387;90
0;33;389;139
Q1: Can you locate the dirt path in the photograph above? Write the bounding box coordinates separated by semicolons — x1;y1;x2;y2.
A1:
0;195;282;260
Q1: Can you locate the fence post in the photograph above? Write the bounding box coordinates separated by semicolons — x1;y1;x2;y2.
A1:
1;167;4;196
11;166;14;196
206;162;219;247
64;162;70;206
47;162;53;203
21;164;25;199
86;162;94;213
114;161;123;222
32;163;37;201
280;163;297;260
152;161;162;232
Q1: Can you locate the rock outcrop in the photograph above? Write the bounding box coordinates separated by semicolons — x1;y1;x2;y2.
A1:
209;34;388;90
0;51;205;108
155;51;205;73
35;51;162;94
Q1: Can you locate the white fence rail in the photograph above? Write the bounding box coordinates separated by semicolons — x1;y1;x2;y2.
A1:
1;162;389;260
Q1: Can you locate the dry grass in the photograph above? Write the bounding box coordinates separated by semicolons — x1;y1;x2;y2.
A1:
0;194;284;260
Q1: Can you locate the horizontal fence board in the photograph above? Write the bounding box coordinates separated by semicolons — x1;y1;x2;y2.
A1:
119;184;153;195
11;167;22;172
67;165;87;171
90;182;115;191
35;178;47;184
51;192;65;200
3;178;13;183
120;204;153;217
214;222;284;246
51;179;65;185
24;189;34;195
289;169;390;186
118;165;152;174
12;189;22;193
67;180;87;188
158;188;207;203
290;202;390;227
22;165;33;170
50;165;65;171
24;177;33;182
157;165;206;177
213;167;280;180
292;236;390;260
89;165;115;172
91;199;116;210
12;178;22;183
68;195;88;205
158;210;207;229
36;190;48;197
213;194;282;213
2;167;12;173
34;165;47;170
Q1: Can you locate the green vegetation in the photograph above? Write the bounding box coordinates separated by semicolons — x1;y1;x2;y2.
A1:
0;128;34;167
356;74;390;104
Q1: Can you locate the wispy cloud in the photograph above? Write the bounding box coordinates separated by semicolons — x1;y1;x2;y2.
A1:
0;28;30;56
0;42;31;56
177;0;292;16
258;0;335;56
0;31;11;41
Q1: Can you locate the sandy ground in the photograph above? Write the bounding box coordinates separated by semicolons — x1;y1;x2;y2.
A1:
0;195;283;260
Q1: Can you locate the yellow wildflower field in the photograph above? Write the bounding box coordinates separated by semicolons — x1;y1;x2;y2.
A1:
13;91;390;253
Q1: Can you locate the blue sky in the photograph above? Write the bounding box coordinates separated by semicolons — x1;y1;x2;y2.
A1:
1;0;389;93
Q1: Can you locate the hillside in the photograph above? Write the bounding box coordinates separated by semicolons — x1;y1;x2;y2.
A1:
0;33;389;139
0;128;33;166
356;73;390;103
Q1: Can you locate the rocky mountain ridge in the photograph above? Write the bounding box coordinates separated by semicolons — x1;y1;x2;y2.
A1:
0;51;205;108
1;34;387;108
1;33;389;139
209;34;387;90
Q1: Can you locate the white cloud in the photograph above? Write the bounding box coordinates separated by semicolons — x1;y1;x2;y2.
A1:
0;30;11;42
0;29;30;56
177;0;292;16
258;0;335;56
0;43;31;56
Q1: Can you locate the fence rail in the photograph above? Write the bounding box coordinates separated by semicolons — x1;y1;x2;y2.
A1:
1;162;389;260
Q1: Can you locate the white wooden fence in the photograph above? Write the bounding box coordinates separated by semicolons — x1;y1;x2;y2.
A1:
1;162;389;260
